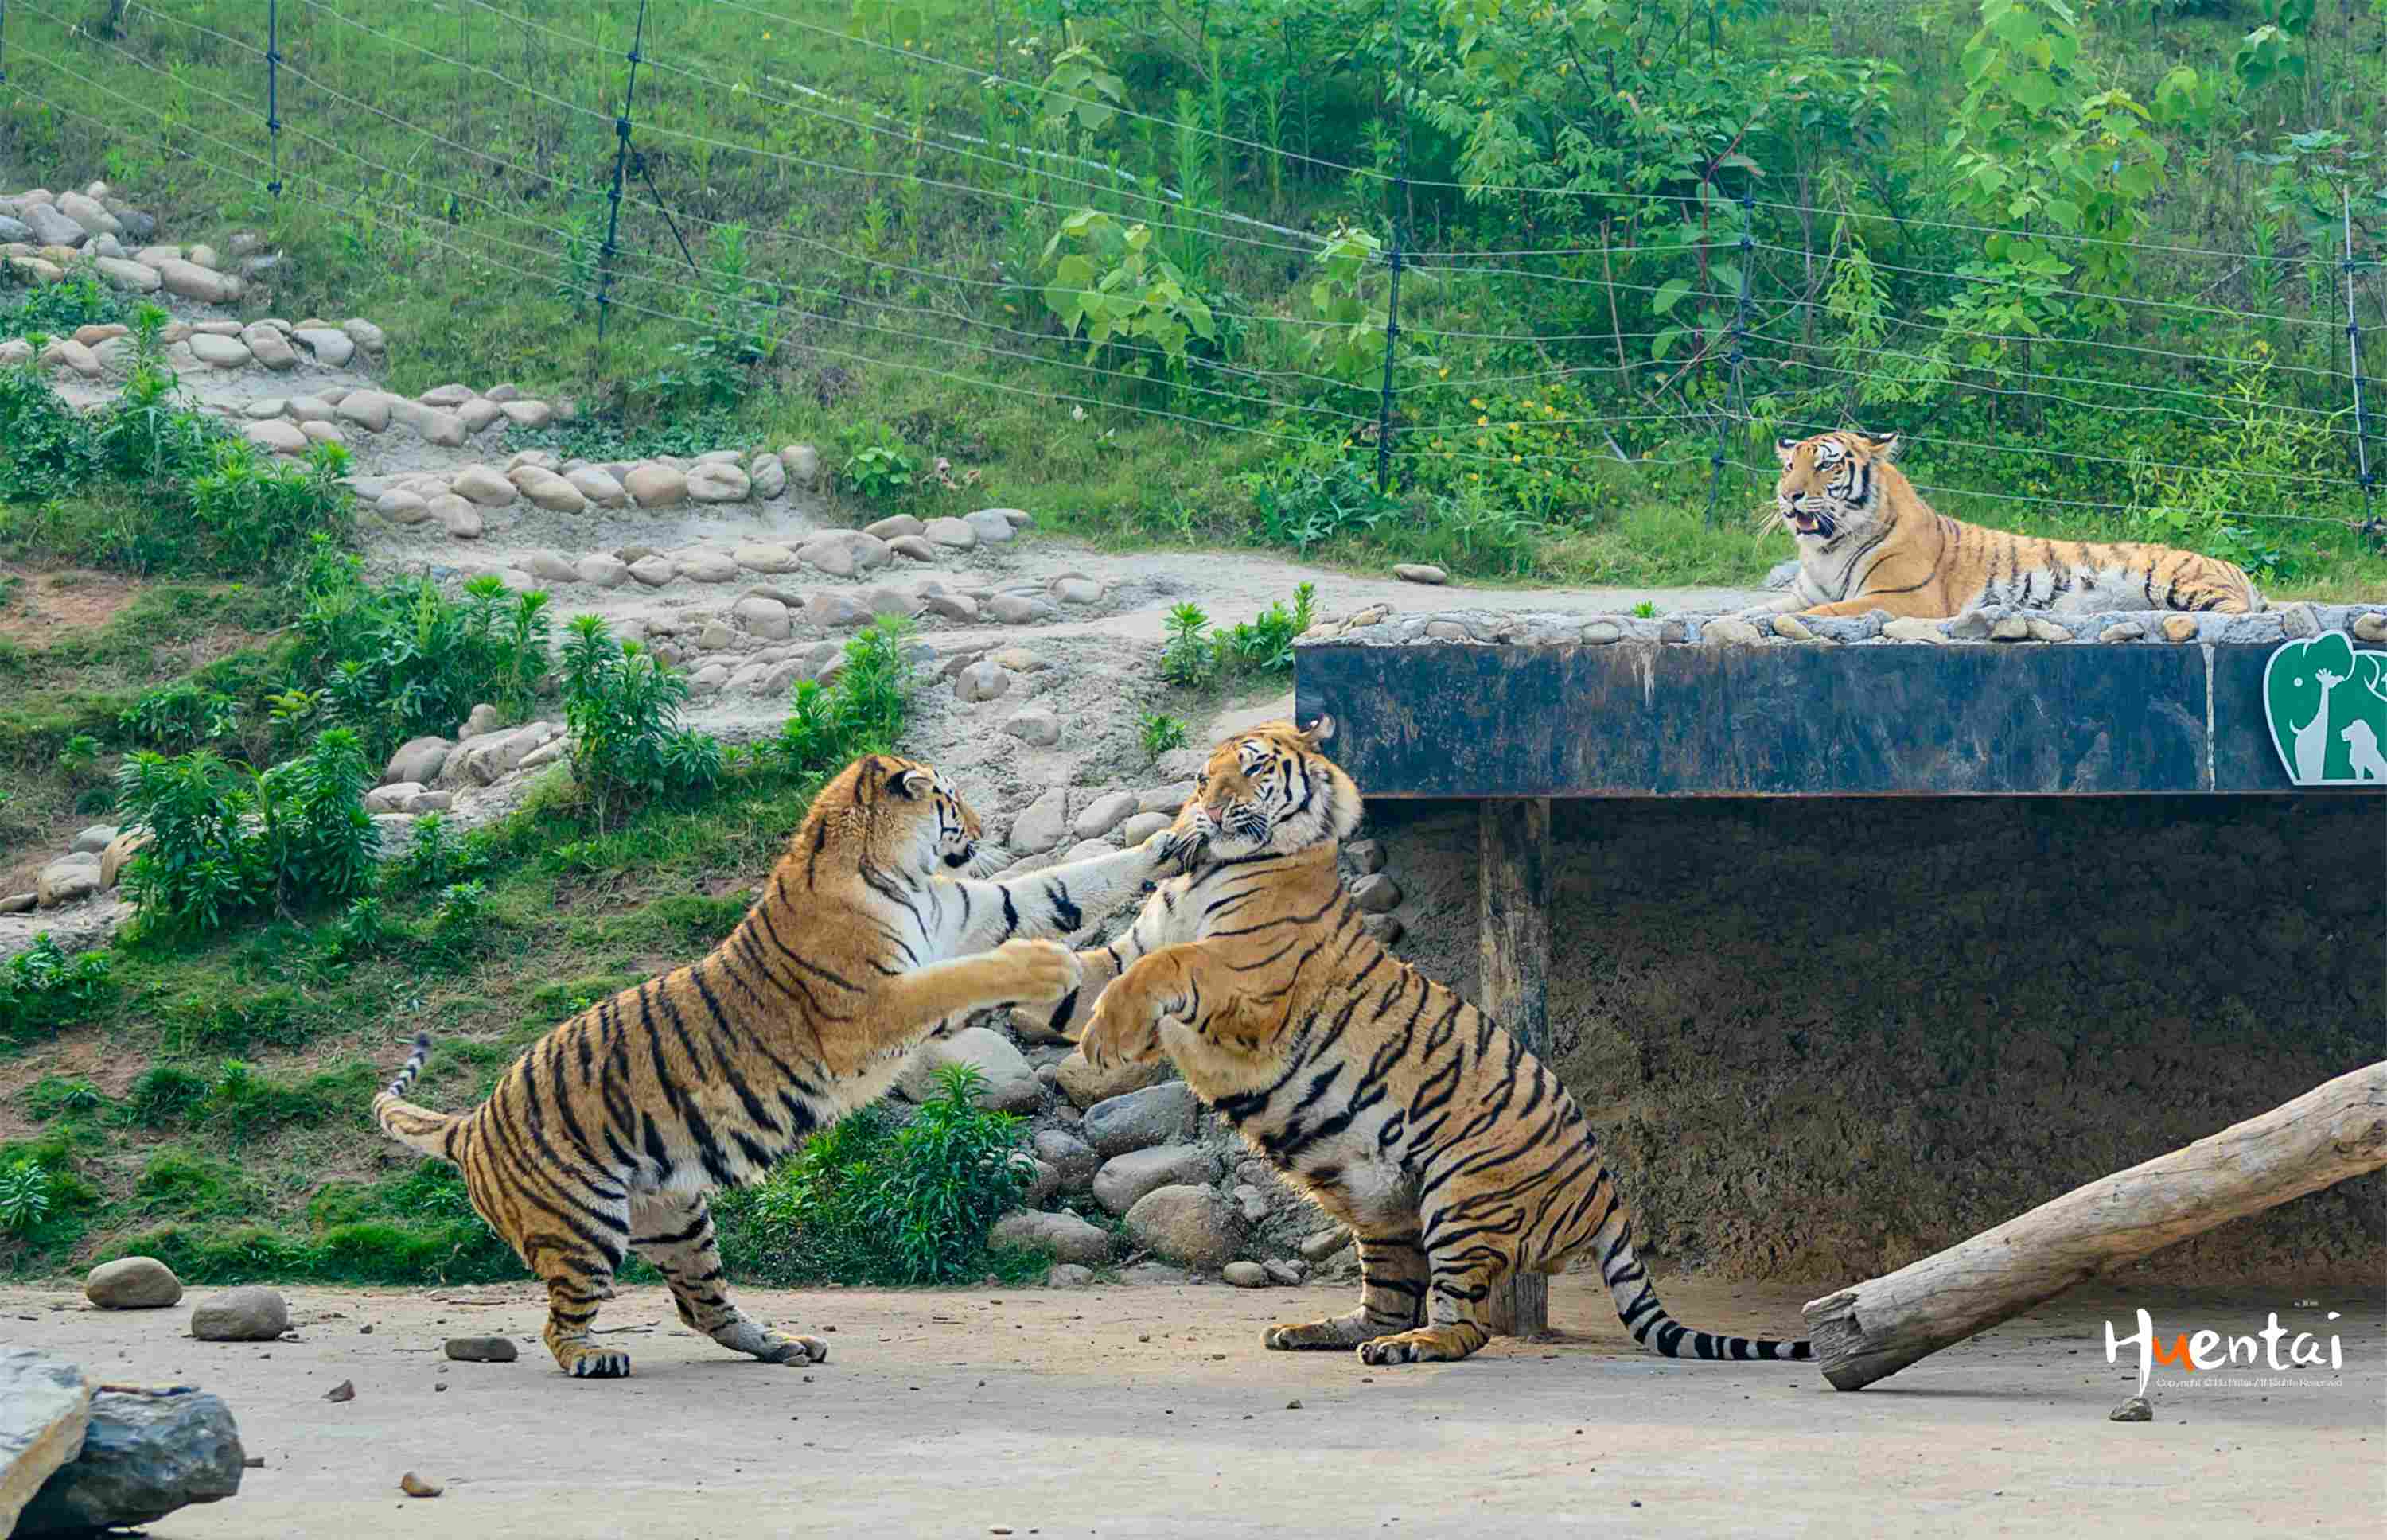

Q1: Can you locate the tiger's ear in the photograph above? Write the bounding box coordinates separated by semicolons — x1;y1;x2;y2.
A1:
1298;715;1336;748
1774;438;1800;468
1860;431;1901;461
890;765;935;799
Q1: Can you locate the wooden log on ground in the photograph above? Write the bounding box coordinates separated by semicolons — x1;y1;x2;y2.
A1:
1479;797;1552;1339
1803;1060;2387;1390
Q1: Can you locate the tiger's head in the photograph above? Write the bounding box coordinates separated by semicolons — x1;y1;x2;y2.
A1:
1770;430;1902;544
1175;718;1361;861
835;753;984;874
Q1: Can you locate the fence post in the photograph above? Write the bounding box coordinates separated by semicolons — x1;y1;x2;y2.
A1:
1374;0;1408;496
2345;191;2376;511
596;0;652;344
265;0;282;198
1;0;10;93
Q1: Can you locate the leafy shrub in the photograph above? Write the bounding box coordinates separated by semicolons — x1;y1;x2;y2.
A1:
559;615;721;826
0;260;126;343
839;438;917;506
1216;584;1316;677
1139;712;1190;759
292;560;553;758
187;438;353;575
1161;602;1213;686
1248;452;1398;555
22;1076;108;1122
0;935;115;1044
0;1160;54;1234
114;727;379;932
119;682;241;753
0;355;99;502
773;617;919;776
739;1064;1031;1285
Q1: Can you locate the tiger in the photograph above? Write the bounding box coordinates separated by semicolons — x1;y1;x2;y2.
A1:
1744;429;2261;620
1021;720;1811;1367
373;751;1196;1379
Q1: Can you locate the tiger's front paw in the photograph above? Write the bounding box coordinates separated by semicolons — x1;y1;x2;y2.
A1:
1078;991;1162;1071
1142;822;1205;877
994;938;1081;1006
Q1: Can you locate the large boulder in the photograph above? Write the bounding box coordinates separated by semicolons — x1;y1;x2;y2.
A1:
1122;1185;1241;1269
1007;788;1070;857
382;735;451;786
989;1210;1112;1268
1092;1144;1219;1217
189;1287;288;1342
13;1385;243;1536
1082;1081;1198;1157
36;856;101;908
84;1258;181;1310
894;1027;1042;1114
1;1351;90;1537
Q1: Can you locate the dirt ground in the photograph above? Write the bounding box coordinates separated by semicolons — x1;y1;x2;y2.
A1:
9;1277;2381;1538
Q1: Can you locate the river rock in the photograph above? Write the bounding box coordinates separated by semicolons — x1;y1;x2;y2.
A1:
442;1337;518;1363
84;1258;181;1310
1004;706;1061;747
955;659;1011;703
687;462;752;503
964;508;1021;543
1123;1186;1241;1270
566;466;626;508
13;1386;243;1536
36;857;101;908
895;1027;1042;1114
1084;1081;1198;1157
622;464;687;508
1092;1145;1218;1217
732;596;792;640
923;517;977;550
189;1287;287;1342
1073;791;1139;840
990;1210;1113;1268
187;333;251;370
1034;1129;1100;1191
1223;1260;1269;1288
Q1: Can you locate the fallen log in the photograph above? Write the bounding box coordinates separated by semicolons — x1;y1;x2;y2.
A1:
1803;1060;2387;1391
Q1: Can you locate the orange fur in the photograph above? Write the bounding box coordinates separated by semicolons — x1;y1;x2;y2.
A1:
373;752;1192;1379
1028;723;1809;1367
1749;430;2260;620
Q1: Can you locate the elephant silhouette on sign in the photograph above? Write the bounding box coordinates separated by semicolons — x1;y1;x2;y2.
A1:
2265;632;2387;785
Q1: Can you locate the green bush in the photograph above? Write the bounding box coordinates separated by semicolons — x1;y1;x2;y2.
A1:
0;1159;56;1235
291;560;553;759
0;261;126;343
559;614;722;827
113;727;379;932
734;1064;1034;1285
0;935;115;1044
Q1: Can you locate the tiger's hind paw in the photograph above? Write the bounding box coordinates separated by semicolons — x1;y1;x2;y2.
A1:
757;1332;830;1366
1357;1325;1486;1366
551;1339;633;1379
1263;1314;1377;1351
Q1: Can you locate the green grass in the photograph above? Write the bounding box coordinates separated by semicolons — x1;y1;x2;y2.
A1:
0;763;846;1284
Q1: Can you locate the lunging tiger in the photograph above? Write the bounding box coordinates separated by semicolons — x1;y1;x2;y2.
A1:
1746;429;2260;620
1022;720;1810;1367
374;752;1195;1379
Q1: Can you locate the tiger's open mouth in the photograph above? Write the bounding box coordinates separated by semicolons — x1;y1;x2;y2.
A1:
1789;509;1833;539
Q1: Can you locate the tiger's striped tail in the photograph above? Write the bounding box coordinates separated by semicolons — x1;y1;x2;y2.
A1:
1594;1208;1812;1362
372;1031;461;1161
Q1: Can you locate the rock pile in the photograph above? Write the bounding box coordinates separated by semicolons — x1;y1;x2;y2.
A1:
1;1351;246;1538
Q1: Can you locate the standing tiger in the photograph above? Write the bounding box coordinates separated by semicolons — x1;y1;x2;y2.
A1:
1746;429;2260;620
1023;721;1810;1367
373;752;1193;1379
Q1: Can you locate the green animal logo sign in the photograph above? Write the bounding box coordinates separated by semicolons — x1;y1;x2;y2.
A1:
2264;632;2387;787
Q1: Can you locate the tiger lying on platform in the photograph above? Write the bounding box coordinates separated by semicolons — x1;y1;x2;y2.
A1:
1023;720;1810;1367
1744;429;2260;620
374;752;1195;1379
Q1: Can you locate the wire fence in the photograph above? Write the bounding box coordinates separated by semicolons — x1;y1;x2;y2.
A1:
1;0;2380;542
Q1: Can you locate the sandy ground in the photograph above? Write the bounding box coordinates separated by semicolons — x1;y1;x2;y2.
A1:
9;1277;2381;1538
